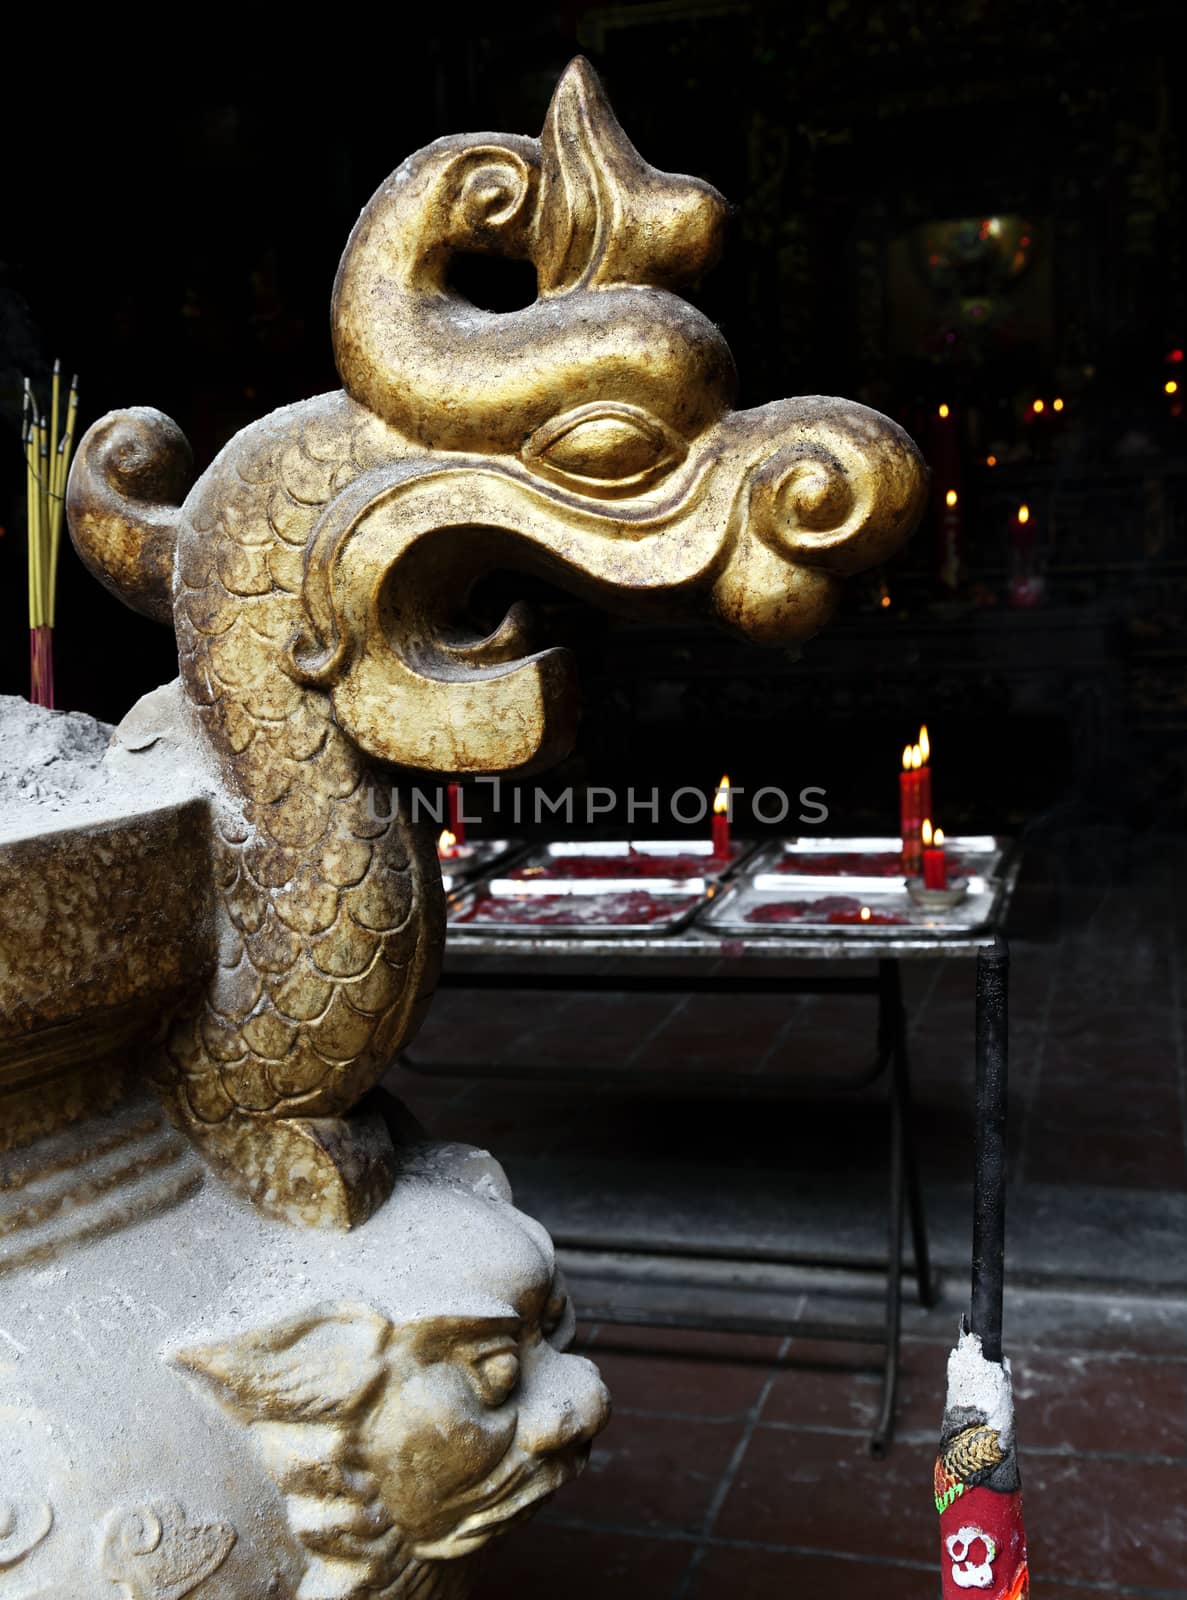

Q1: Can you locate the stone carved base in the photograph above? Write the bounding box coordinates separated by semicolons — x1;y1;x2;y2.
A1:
0;1092;608;1597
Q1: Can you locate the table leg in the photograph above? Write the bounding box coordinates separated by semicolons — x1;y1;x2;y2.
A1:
971;935;1010;1363
870;959;940;1454
871;1041;906;1459
881;960;937;1308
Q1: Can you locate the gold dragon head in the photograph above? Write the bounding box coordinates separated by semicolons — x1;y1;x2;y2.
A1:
292;56;927;776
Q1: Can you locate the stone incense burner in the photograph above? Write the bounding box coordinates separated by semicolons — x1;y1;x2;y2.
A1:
0;59;924;1597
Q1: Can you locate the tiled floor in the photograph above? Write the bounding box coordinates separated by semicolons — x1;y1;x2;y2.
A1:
385;830;1187;1597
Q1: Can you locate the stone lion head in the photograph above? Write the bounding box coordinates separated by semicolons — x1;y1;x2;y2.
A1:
172;1250;608;1597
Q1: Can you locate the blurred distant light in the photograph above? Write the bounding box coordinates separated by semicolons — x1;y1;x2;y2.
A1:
986;454;998;467
938;403;951;419
1017;504;1031;524
1166;379;1180;395
1032;399;1046;414
1168;349;1184;364
945;489;958;507
1053;397;1065;411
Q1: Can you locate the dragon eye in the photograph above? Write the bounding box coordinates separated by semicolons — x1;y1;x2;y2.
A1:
522;403;686;496
471;1348;521;1407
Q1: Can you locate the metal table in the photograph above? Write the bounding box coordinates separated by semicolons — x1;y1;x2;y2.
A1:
403;849;1020;1455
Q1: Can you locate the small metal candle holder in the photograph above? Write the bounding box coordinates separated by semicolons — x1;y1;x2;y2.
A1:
906;876;969;911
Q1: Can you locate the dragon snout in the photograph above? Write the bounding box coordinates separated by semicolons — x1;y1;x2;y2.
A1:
296;398;924;778
710;398;927;646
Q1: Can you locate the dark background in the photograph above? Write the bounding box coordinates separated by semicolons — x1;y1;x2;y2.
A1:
2;0;1183;838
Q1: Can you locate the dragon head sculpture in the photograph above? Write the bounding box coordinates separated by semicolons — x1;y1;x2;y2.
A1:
67;59;925;1227
297;58;924;775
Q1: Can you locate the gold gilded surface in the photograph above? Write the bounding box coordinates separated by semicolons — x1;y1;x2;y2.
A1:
64;59;925;1227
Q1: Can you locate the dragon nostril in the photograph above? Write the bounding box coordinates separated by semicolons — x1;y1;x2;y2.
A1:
780;461;853;533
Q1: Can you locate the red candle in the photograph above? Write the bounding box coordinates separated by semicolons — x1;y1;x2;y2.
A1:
448;782;466;846
922;821;948;889
900;745;923;875
917;724;932;825
712;775;731;859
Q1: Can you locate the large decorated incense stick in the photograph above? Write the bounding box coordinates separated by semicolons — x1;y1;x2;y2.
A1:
936;938;1030;1598
22;362;78;707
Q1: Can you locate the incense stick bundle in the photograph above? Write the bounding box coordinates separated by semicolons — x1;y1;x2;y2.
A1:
23;362;78;708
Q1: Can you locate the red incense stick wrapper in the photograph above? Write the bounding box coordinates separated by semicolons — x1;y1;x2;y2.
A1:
936;1328;1029;1600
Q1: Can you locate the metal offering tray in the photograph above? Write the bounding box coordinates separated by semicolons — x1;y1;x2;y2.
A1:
748;834;1004;881
502;838;753;883
446;838;751;937
448;874;711;936
697;862;1003;938
437;838;521;896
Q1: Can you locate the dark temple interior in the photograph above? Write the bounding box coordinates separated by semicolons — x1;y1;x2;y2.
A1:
2;5;1183;1596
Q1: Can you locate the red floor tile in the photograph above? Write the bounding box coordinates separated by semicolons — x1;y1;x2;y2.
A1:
1022;1083;1187;1190
1028;1586;1142;1599
633;995;795;1071
711;1426;937;1562
1009;1350;1187;1457
1025;1453;1187;1590
560;1409;745;1535
397;1017;528;1067
685;1544;930;1599
1041;1038;1182;1088
481;1521;691;1598
764;1337;946;1440
587;1325;782;1419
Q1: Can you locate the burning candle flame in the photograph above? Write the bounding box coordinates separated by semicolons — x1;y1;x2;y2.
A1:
911;744;923;770
938;403;950;419
438;829;457;855
902;745;913;771
944;489;958;507
919;724;930;763
713;776;730;815
921;818;933;847
1017;503;1030;524
934;828;945;847
860;905;872;922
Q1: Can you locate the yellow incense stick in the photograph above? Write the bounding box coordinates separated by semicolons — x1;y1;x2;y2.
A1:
23;365;80;694
30;422;42;629
50;361;60;506
24;424;37;631
36;421;50;628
